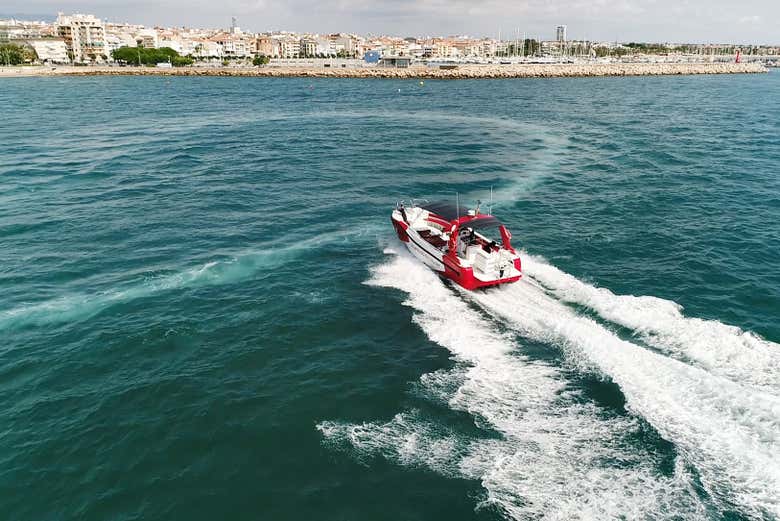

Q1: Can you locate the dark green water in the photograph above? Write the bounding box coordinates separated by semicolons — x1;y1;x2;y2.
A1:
1;73;778;520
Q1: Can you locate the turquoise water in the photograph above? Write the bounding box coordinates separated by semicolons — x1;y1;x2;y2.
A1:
1;73;779;520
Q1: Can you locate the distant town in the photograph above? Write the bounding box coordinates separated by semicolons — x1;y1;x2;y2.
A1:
1;13;779;68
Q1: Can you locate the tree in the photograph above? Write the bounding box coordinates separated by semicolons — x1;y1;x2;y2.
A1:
0;43;36;65
171;55;193;66
253;54;270;66
111;46;192;67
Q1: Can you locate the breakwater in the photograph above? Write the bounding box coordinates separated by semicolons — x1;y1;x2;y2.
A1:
0;62;767;79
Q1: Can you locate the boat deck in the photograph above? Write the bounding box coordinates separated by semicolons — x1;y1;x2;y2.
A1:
418;229;449;250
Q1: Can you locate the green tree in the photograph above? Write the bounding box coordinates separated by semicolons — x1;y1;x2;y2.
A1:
171;55;193;66
0;43;37;65
252;54;270;66
111;46;192;67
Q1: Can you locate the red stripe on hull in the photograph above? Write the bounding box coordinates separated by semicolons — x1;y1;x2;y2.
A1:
391;217;410;242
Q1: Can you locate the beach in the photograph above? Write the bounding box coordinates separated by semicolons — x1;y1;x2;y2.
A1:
0;61;767;79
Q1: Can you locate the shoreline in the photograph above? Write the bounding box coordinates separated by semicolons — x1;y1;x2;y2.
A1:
0;62;768;79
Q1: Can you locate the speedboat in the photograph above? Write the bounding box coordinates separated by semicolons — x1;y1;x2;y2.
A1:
391;200;522;290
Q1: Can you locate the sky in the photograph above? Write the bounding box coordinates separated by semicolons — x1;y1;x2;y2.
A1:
4;0;779;44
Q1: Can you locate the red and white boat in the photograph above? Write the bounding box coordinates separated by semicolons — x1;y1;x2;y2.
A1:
391;200;522;290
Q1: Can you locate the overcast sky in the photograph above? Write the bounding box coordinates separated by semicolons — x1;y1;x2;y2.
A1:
5;0;779;43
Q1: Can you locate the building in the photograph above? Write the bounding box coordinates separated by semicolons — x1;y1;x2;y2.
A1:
192;40;224;58
299;37;317;57
29;39;69;63
364;50;380;63
209;32;252;58
254;36;277;57
279;37;301;58
379;56;412;68
329;33;360;57
0;19;47;41
137;29;159;48
556;25;567;42
56;13;108;63
105;22;144;54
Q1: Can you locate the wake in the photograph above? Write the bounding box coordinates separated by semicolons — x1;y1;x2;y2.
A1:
319;249;780;520
523;254;780;394
0;227;381;332
468;261;780;520
319;250;709;519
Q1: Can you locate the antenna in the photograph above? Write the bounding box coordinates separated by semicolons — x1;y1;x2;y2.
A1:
456;192;460;220
489;186;493;215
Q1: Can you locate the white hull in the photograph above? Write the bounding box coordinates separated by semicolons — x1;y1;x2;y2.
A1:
404;228;445;272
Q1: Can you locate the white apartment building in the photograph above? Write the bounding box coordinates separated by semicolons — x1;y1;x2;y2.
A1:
315;36;334;56
29;39;69;63
105;23;144;54
299;37;317;57
0;20;47;40
279;38;301;58
56;13;108;62
193;40;224;58
137;29;159;48
158;37;184;54
209;33;252;58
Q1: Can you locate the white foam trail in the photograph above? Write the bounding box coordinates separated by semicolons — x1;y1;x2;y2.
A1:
319;250;707;519
467;275;780;519
0;227;382;331
0;251;283;330
318;410;466;477
521;254;780;394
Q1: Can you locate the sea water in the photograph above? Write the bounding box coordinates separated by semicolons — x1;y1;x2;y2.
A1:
1;73;778;520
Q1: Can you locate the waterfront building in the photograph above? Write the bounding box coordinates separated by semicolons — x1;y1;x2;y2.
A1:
56;13;108;63
556;25;567;42
29;39;69;63
480;39;498;57
186;38;223;59
0;19;48;41
279;37;301;58
364;50;381;63
254;36;278;57
157;36;184;55
208;32;253;58
105;22;144;54
434;39;458;58
299;37;317;57
495;41;510;56
137;29;159;48
329;33;360;57
379;56;412;68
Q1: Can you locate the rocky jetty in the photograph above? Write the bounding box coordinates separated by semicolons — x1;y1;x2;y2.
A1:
1;62;767;79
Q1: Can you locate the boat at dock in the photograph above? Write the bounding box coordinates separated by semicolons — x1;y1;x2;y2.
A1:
391;200;522;290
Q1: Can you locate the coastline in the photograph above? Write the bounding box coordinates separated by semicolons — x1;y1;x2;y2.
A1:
0;62;768;79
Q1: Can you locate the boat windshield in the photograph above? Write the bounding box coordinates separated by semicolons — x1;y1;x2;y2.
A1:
460;217;504;244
